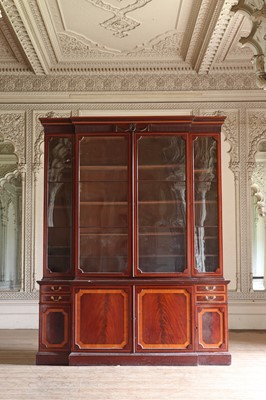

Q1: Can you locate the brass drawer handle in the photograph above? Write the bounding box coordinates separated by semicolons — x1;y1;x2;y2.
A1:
205;286;216;291
205;295;217;301
50;296;62;302
51;286;62;292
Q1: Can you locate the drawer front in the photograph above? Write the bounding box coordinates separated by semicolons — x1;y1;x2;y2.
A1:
41;294;71;303
195;285;225;293
196;294;226;303
41;285;71;294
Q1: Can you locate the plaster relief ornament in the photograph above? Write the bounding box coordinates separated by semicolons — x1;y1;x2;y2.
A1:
85;0;152;38
232;0;266;89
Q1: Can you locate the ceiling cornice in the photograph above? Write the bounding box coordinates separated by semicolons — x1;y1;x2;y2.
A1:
0;0;48;74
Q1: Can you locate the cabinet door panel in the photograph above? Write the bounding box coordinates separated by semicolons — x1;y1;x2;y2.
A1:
39;305;70;350
74;287;132;351
136;287;192;351
196;305;227;351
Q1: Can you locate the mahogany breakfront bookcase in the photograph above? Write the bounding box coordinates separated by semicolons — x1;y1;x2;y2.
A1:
36;116;231;366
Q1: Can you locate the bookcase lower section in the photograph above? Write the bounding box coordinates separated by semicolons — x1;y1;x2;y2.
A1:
37;280;231;366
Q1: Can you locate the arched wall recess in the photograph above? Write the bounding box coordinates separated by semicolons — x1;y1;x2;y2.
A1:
0;142;22;291
251;140;266;290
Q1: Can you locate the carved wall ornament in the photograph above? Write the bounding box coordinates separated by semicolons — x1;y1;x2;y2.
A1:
251;182;266;217
0;113;25;163
33;111;71;173
247;111;266;167
232;0;266;89
85;0;152;38
199;109;239;172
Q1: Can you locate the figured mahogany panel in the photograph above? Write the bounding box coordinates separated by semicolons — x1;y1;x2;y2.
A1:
196;305;227;351
136;287;192;350
74;287;131;351
40;306;70;350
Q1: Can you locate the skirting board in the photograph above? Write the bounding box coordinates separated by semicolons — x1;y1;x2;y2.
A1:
1;300;266;329
0;301;39;329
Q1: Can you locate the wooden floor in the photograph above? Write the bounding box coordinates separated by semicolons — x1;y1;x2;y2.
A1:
0;330;266;399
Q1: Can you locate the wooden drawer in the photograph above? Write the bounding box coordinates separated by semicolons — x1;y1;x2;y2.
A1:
196;294;226;303
41;285;71;294
41;294;71;303
195;285;226;293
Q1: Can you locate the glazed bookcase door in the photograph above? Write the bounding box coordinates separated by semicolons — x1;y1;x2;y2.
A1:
191;134;222;276
77;134;131;276
44;136;73;276
135;134;189;276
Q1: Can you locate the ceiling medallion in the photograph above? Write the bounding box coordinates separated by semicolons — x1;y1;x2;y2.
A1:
86;0;152;38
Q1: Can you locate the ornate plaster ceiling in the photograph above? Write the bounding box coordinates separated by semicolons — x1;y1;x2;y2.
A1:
0;0;261;92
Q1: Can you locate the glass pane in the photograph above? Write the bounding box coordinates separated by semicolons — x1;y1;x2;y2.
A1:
193;136;219;273
137;135;186;274
79;136;129;274
47;137;72;273
0;142;22;291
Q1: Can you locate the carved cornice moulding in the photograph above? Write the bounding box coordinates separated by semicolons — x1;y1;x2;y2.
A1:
198;0;237;74
0;0;46;75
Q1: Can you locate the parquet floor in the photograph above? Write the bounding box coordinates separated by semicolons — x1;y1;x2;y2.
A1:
0;330;266;400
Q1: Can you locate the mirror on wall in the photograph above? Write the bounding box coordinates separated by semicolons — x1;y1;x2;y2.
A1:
0;142;22;291
251;141;266;291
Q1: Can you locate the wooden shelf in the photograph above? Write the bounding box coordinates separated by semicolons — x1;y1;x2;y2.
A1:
80;165;127;170
138;164;182;169
139;232;185;236
80;201;127;205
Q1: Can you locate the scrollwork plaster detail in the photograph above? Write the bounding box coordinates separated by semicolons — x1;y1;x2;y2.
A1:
33;111;71;173
0;113;25;163
247;110;266;168
232;0;266;89
199;109;239;173
85;0;152;38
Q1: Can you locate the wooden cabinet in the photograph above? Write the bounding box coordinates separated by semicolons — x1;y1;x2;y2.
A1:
36;116;231;366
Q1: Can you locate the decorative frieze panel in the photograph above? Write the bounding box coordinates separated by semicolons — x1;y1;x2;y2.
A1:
0;72;258;92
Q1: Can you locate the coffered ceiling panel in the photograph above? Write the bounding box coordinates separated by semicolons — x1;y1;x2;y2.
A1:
40;0;193;62
0;0;262;92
